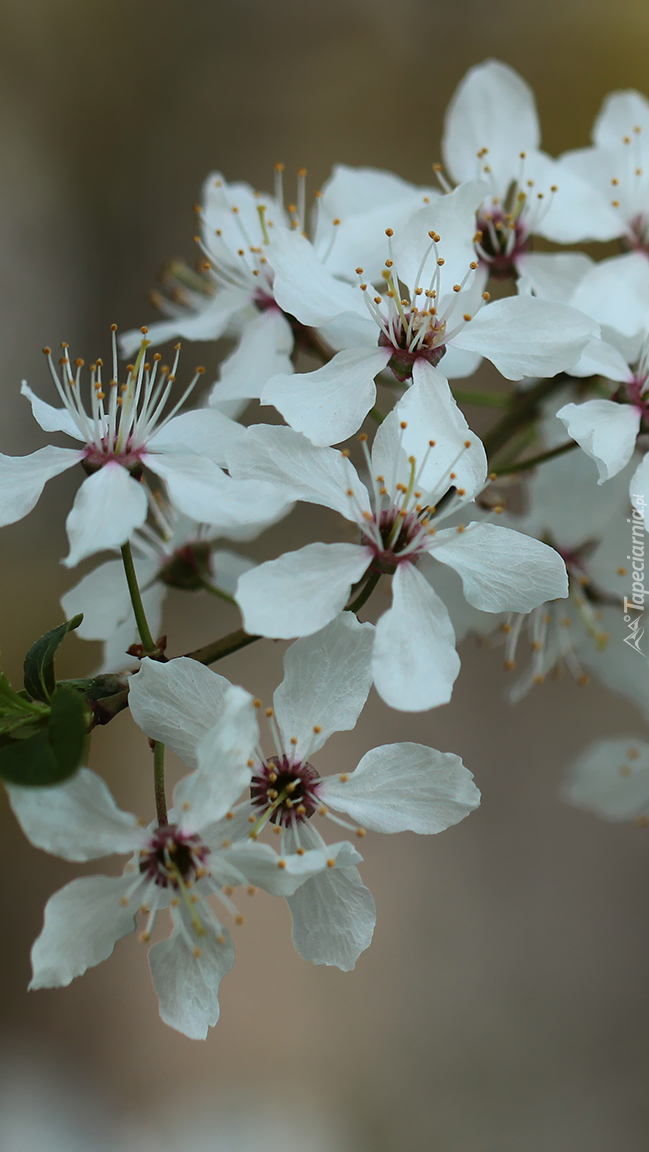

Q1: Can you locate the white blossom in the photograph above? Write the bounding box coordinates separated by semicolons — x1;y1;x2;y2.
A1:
0;331;290;566
120;167;436;415
440;60;621;291
229;380;568;710
562;737;649;822
261;181;598;446
129;616;480;971
9;683;332;1039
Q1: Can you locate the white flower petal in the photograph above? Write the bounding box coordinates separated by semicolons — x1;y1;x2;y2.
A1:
372;562;460;711
128;656;232;769
593;90;649;147
523;151;622;243
7;768;144;861
557;400;640;482
119;289;252;357
516;251;594;303
210;548;255;594
431;522;568;612
149;915;235;1039
565;338;634;382
562;737;649;820
216;840;339;897
387;363;488;500
320;742;480;833
30;875;135;989
145;452;291;531
570;252;649;338
316;164;436;280
442;59;540;188
235;542;371;638
283;822;375;970
451;296;598;380
148;408;245;467
392;181;487;291
180;684;258;829
60;557;159;640
20;382;85;440
209;309;295;405
227;423;371;520
268;229;366;326
263;347;389;447
0;446;81;527
273;613;375;759
64;464;148;567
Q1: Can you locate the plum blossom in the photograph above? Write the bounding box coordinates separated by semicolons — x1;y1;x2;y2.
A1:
557;329;649;489
130;616;480;971
228;379;568;711
0;329;290;566
562;88;649;257
121;166;437;415
441;434;649;712
261;181;599;446
562;737;649;823
8;682;337;1039
440;60;621;291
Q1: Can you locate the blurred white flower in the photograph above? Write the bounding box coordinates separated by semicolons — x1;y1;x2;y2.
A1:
562;736;649;822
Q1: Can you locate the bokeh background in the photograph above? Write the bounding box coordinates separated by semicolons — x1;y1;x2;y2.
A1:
0;1;648;1149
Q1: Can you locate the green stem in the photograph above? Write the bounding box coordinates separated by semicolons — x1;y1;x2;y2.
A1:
482;374;569;459
121;541;158;656
346;570;381;616
452;388;510;409
490;439;577;477
153;740;167;825
198;576;237;606
368;405;386;424
185;627;261;666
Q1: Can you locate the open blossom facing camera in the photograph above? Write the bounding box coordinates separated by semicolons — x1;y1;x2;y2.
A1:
121;165;436;414
261;180;599;446
129;615;480;971
4;55;649;1039
440;60;621;288
9;682;341;1039
0;329;290;566
229;380;568;710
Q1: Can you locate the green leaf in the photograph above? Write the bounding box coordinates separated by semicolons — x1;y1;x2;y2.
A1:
23;614;83;703
0;685;88;786
47;685;88;778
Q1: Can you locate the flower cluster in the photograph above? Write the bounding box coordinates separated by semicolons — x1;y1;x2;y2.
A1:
1;58;649;1037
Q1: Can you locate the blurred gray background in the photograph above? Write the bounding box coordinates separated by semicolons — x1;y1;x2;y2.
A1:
0;1;648;1149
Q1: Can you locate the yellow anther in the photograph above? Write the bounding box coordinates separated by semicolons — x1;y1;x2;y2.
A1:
326;858;336;868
